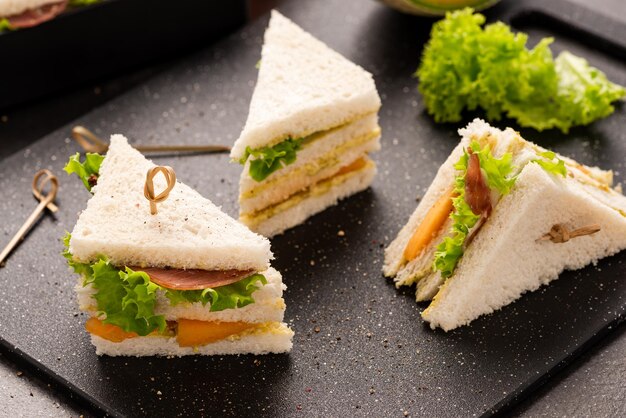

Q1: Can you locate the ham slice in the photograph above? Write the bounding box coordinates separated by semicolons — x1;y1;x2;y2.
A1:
465;149;492;217
136;267;256;291
6;1;68;29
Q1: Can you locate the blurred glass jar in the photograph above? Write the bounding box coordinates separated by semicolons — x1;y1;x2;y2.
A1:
379;0;501;15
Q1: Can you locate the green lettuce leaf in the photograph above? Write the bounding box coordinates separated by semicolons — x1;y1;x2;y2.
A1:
469;142;517;195
532;150;567;177
62;232;92;279
416;9;486;123
63;152;104;192
416;8;625;133
164;274;268;311
69;0;101;6
433;152;481;278
0;18;12;32
433;141;515;278
89;262;166;336
553;51;626;127
432;141;567;278
239;138;302;182
63;234;267;335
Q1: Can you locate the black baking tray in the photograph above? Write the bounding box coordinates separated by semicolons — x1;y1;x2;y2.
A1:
0;0;246;110
0;0;625;416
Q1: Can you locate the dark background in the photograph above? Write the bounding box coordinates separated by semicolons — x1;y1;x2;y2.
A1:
0;0;625;416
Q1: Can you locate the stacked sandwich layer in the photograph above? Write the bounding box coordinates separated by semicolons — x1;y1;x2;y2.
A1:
66;135;293;356
232;11;382;237
384;119;626;331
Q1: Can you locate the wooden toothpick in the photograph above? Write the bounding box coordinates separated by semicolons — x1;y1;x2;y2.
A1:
71;126;231;154
0;170;59;266
538;223;601;243
144;166;176;215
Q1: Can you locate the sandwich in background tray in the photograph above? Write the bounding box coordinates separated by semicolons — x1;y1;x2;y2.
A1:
384;119;626;331
63;135;293;356
232;11;382;237
0;0;101;31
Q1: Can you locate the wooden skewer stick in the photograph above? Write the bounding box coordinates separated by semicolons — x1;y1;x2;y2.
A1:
71;126;231;154
0;170;59;266
144;166;176;215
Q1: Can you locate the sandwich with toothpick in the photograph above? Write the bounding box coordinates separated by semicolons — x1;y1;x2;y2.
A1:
63;135;293;356
384;119;626;331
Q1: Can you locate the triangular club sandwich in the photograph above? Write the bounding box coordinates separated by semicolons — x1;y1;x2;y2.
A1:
63;136;293;356
384;119;626;331
232;11;382;237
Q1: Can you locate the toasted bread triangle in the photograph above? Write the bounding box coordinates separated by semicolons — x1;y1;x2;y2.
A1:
69;135;272;271
230;10;381;160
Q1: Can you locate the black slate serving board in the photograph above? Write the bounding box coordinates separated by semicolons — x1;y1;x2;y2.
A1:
1;0;625;416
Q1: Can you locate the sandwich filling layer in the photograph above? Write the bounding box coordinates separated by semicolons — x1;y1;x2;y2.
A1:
241;157;375;227
85;317;286;348
240;128;380;214
90;322;294;357
238;111;378;178
66;235;286;348
237;112;380;233
401;137;567;281
238;112;379;185
66;254;285;347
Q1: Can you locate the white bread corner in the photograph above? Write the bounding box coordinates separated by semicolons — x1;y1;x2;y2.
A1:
422;163;626;331
69;135;272;271
0;0;60;17
246;162;376;237
91;322;294;356
230;10;381;160
77;268;286;324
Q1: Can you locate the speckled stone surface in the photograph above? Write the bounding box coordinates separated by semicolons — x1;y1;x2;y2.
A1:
0;0;625;416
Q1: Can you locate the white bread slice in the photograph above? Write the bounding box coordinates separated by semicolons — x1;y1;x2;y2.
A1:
69;135;272;271
244;160;376;237
77;268;286;324
0;0;60;17
91;322;294;356
230;10;381;160
422;163;626;331
240;131;380;215
415;271;444;301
